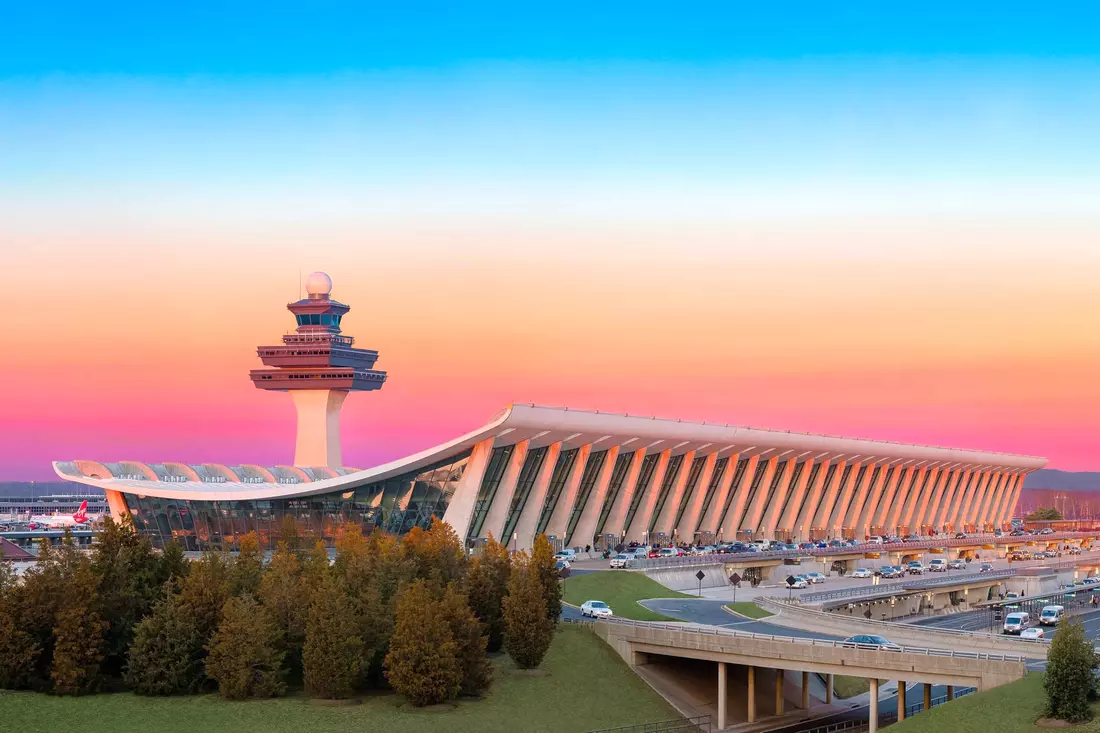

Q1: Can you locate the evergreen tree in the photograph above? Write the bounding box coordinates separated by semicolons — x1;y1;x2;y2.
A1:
441;584;491;697
467;533;511;652
303;570;364;699
531;534;563;623
231;531;263;597
278;515;300;551
90;515;162;680
0;564;41;689
258;540;309;682
300;540;331;597
125;587;205;695
157;541;190;586
177;551;231;688
205;594;286;699
5;541;62;690
50;563;107;695
385;580;462;706
502;551;554;669
401;518;467;587
1045;618;1097;722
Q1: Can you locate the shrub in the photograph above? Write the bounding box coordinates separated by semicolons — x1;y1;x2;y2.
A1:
503;551;554;669
205;594;286;699
385;580;462;706
1045;618;1097;722
467;533;511;652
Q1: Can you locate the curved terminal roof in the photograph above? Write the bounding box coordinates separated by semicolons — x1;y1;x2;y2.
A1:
54;403;1047;501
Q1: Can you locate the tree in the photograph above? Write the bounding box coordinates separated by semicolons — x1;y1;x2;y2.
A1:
1027;507;1063;522
157;541;190;586
303;570;364;699
205;594;286;699
258;541;309;682
441;584;491;697
278;515;300;552
0;564;41;689
502;551;554;669
125;587;205;695
385;580;462;706
176;551;231;688
401;518;468;587
1045;618;1097;722
467;533;511;652
230;531;263;597
531;533;563;623
50;562;107;695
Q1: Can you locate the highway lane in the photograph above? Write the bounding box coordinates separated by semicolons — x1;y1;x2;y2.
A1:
637;598;844;640
761;683;961;733
915;606;1100;641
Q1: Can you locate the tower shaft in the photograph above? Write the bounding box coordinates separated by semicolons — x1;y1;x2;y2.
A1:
291;389;348;467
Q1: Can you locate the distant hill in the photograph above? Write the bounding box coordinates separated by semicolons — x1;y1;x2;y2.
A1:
1023;469;1100;492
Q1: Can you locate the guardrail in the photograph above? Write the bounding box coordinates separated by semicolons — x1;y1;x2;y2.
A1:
756;597;1051;648
800;569;1017;603
590;612;1027;662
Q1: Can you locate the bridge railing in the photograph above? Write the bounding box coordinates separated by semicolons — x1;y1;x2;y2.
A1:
584;613;1028;662
799;569;1017;603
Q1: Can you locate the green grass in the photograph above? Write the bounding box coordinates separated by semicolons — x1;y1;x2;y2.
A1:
563;571;691;621
883;673;1100;732
0;626;677;733
832;675;871;699
723;602;773;619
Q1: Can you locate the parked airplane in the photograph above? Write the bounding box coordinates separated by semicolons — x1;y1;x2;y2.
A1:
28;500;94;529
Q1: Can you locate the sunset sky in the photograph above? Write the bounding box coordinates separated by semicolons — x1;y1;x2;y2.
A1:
2;3;1099;478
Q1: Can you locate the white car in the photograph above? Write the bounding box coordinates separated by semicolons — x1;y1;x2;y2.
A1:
1020;627;1045;640
554;555;572;568
580;600;614;618
609;553;631;569
851;568;874;579
804;572;826;584
928;559;947;572
787;576;809;589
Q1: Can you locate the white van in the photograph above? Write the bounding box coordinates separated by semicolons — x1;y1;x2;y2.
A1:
867;536;885;545
1003;612;1030;635
1040;606;1065;626
928;559;947;572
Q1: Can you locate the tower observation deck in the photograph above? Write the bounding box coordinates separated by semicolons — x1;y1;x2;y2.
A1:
249;272;387;467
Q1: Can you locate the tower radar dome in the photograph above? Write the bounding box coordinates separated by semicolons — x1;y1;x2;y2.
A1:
304;271;333;298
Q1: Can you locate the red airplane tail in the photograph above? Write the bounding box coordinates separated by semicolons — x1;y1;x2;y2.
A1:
73;500;88;524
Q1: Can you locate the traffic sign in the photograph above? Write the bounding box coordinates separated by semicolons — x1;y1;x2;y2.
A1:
696;570;706;581
786;575;798;586
729;572;741;586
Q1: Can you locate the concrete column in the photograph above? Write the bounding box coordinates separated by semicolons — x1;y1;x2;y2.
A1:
601;448;646;543
947;685;954;700
760;459;799;537
739;457;780;537
802;670;810;709
717;661;727;730
923;683;932;711
775;668;784;715
960;471;994;529
992;473;1021;529
778;459;819;539
747;666;757;723
825;673;833;705
568;445;620;548
897;681;906;721
842;462;877;532
480;440;530;541
653;449;696;538
811;460;847;533
290;389;349;467
901;467;940;533
626;449;672;542
1003;473;1026;526
826;460;863;536
932;469;968;531
855;463;890;538
675;452;717;540
544;443;592;541
512;441;562;551
440;437;497;540
870;464;905;532
717;454;760;540
884;467;919;534
697;453;742;536
915;468;953;532
951;470;989;531
869;679;879;733
794;458;832;540
974;472;1005;530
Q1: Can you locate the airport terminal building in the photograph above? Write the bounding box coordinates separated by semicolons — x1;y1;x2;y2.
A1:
54;274;1047;552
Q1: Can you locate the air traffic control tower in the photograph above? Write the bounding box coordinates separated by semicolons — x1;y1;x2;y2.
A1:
250;272;387;467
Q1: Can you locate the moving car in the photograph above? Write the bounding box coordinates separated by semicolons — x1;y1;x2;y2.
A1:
928;559;947;572
1020;627;1045;640
979;563;995;573
851;567;873;579
580;600;614;618
879;565;903;579
948;559;966;570
843;634;902;651
804;572;826;584
554;554;573;568
1039;605;1065;626
1068;546;1082;555
609;553;631;569
1004;592;1021;609
1040;528;1055;535
906;561;925;575
867;536;884;545
955;532;968;539
1003;612;1030;634
787;576;809;589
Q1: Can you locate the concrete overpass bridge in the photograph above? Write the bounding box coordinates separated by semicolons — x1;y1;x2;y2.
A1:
588;616;1026;732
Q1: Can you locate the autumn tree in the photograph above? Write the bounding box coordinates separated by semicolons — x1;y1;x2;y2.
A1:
258;540;309;682
467;533;511;652
205;594;286;699
441;584;491;697
531;533;563;623
230;531;263;597
502;550;554;669
278;515;301;551
303;570;364;699
402;518;467;587
385;580;462;706
126;587;205;695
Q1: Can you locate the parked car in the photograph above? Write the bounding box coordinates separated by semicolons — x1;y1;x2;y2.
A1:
851;568;874;579
928;559;947;572
954;532;968;539
906;561;925;575
558;548;577;561
609;553;631;569
1044;550;1059;559
867;536;884;545
843;635;902;651
1068;546;1082;555
804;572;826;584
1020;627;1045;640
580;600;614;618
948;559;966;570
1031;552;1046;561
1039;528;1055;535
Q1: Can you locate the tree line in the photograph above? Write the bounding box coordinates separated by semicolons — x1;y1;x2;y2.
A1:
0;515;562;706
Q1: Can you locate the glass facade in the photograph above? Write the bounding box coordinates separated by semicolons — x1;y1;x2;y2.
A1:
294;313;343;327
123;450;471;551
622;453;661;533
564;449;608;546
594;452;636;538
672;455;708;531
500;447;549;543
648;453;685;533
535;448;579;537
465;445;514;541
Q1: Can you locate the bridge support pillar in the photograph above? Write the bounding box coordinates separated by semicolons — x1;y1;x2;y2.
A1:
897;681;906;720
802;670;809;709
717;662;727;730
825;673;833;704
869;679;879;733
924;683;932;711
775;669;784;715
947;685;954;700
747;666;756;723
